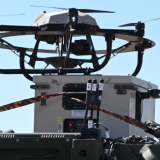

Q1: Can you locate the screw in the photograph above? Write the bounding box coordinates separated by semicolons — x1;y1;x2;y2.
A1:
36;138;39;142
16;139;19;142
66;138;69;142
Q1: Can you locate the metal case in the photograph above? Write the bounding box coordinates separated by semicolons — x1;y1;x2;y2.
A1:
33;75;157;139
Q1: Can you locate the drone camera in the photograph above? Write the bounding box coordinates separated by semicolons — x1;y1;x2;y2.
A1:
69;40;91;55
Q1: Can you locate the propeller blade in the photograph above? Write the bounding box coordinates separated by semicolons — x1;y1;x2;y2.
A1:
0;14;25;17
30;5;115;13
144;18;160;22
119;22;137;27
71;97;148;132
78;9;115;13
119;18;160;27
30;5;68;10
0;92;66;112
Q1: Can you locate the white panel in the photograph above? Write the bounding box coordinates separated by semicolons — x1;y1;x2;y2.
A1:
34;11;98;26
33;75;157;139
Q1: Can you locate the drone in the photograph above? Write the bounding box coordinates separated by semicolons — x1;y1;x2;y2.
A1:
0;6;157;81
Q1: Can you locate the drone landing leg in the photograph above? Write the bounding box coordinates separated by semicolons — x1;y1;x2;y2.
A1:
86;35;99;68
91;35;113;72
131;51;144;76
64;34;72;68
20;51;33;81
29;36;42;68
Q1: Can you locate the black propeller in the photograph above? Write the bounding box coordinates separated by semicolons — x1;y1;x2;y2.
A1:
0;14;25;17
119;18;160;27
30;5;115;13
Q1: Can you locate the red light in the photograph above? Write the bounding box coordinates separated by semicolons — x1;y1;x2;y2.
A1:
69;123;73;127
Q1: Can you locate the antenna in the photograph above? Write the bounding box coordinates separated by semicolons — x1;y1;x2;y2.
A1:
0;14;25;17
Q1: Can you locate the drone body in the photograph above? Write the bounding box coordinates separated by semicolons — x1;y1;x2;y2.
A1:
34;11;98;26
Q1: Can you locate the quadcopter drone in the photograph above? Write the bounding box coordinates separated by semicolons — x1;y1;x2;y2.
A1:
0;6;157;81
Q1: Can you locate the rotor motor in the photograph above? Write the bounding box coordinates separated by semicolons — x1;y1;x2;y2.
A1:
135;22;145;36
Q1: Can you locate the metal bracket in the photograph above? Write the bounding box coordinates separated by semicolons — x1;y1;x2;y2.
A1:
116;90;127;95
30;85;50;89
114;84;138;90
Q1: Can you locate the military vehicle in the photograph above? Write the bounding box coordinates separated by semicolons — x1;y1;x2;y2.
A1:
0;6;160;160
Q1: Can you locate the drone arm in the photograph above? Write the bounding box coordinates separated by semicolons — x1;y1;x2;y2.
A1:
0;25;40;32
131;51;144;76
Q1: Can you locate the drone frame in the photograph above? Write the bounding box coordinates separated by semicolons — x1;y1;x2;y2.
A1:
0;20;155;81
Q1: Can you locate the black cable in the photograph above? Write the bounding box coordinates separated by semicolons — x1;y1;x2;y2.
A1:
96;79;104;128
91;79;97;119
93;123;110;139
84;79;92;127
93;123;108;131
88;79;97;128
60;36;63;57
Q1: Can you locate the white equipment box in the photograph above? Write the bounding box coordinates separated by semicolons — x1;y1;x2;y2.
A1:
33;75;157;139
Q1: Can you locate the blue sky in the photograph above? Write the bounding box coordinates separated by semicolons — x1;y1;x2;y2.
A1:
0;0;160;133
